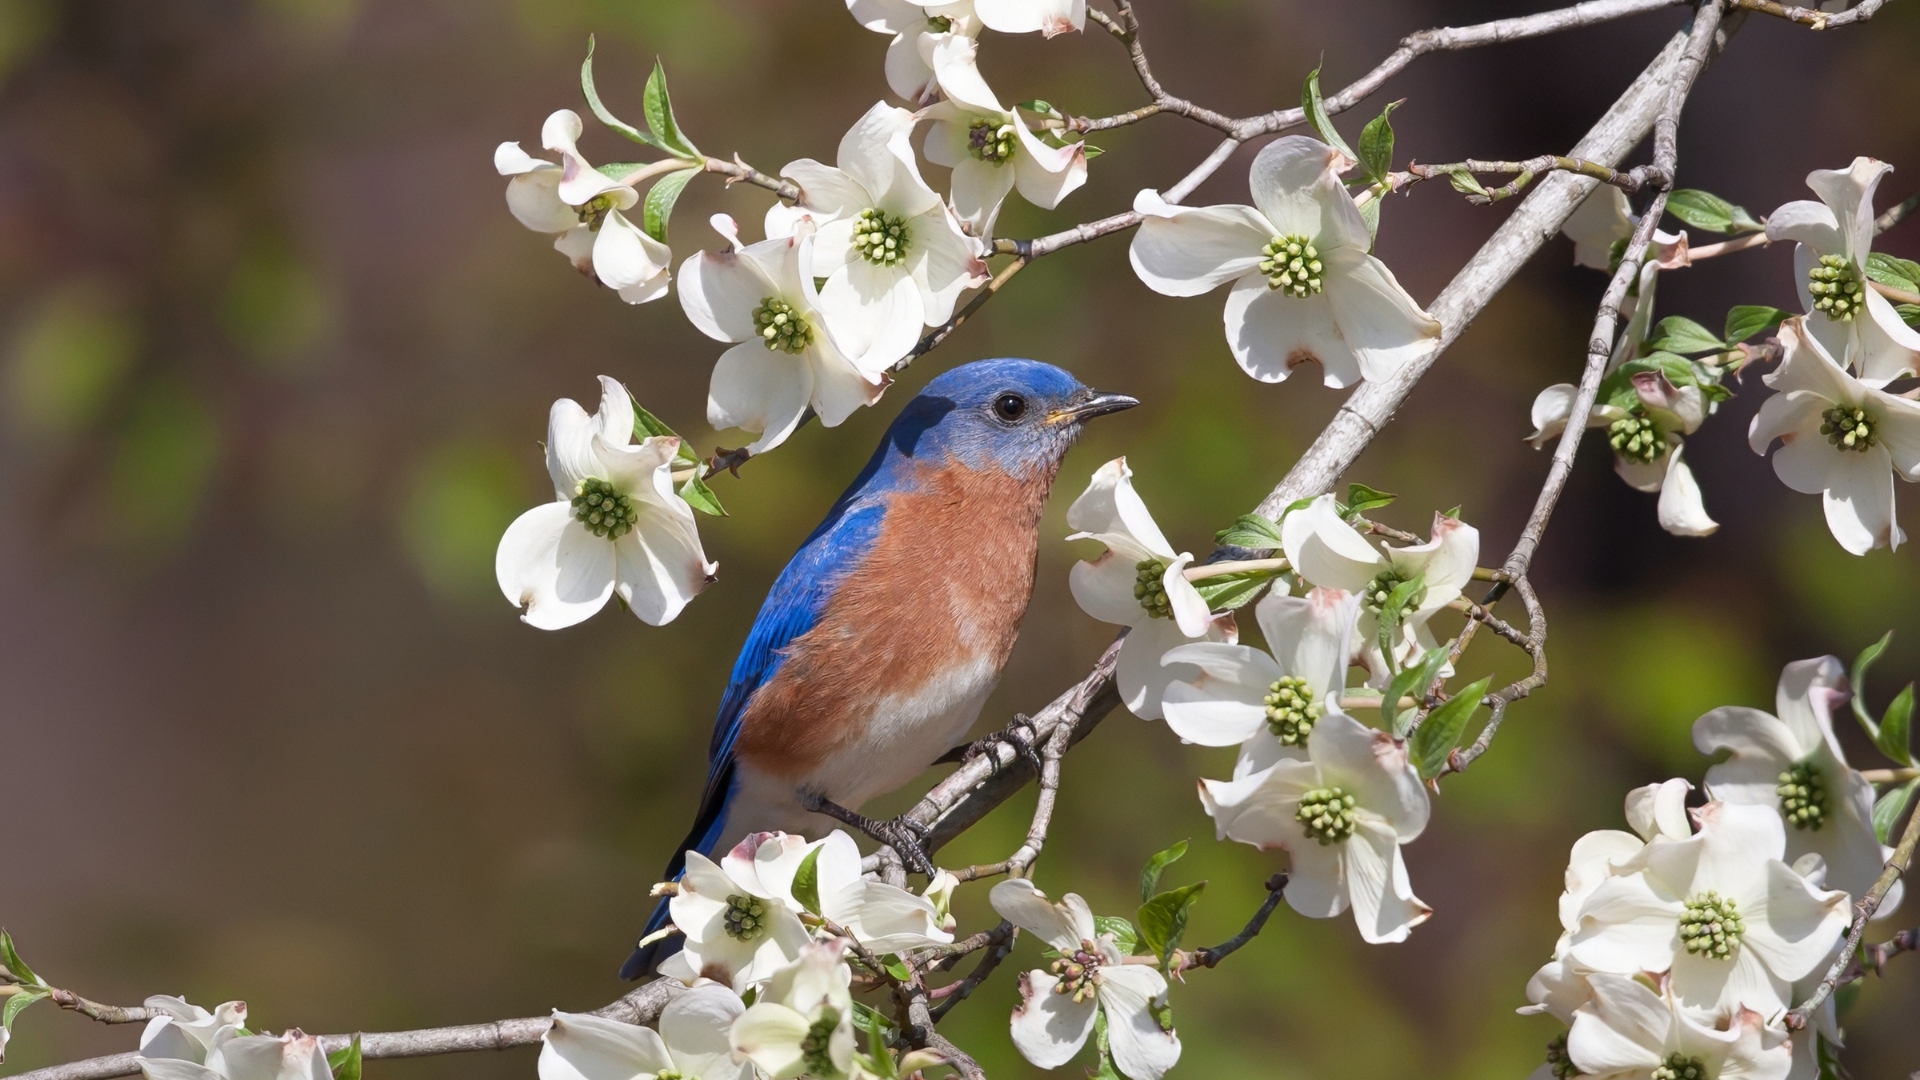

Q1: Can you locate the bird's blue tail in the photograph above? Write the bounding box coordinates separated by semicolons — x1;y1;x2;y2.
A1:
619;762;737;980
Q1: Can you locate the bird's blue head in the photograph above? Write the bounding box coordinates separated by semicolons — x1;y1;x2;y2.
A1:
876;358;1138;477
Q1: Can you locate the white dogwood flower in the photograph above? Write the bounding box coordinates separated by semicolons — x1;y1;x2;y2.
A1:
660;836;813;992
846;0;979;105
922;36;1087;234
974;0;1084;35
496;377;716;630
138;1033;331;1080
1558;186;1691;273
1200;711;1432;943
1766;157;1920;385
1749;316;1920;555
1566;801;1850;1018
138;997;248;1064
730;940;857;1080
1067;457;1230;721
1694;656;1900;914
751;831;954;953
1161;587;1358;764
1280;494;1478;683
1129;136;1441;387
990;879;1180;1080
765;102;987;368
494;110;673;303
541;985;749;1080
1565;974;1790;1080
680;215;890;454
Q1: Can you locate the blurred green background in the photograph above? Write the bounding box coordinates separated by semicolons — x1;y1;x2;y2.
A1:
3;1;1920;1077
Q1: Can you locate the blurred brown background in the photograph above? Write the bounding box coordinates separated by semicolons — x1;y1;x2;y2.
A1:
3;1;1920;1077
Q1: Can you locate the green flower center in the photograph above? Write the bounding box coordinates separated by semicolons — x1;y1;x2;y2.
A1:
1652;1053;1709;1080
853;208;911;267
575;192;618;227
571;478;640;540
1808;254;1865;322
1608;410;1665;465
722;893;768;942
654;1072;683;1080
1821;404;1876;452
1361;569;1421;617
926;14;952;31
1049;942;1103;1004
1678;891;1743;959
753;297;813;354
1259;234;1324;297
1265;675;1323;746
1296;786;1358;844
1777;761;1828;831
800;1008;841;1076
1545;1033;1578;1079
1134;558;1173;620
967;118;1017;164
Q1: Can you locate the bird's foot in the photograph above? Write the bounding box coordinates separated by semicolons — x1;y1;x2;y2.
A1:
798;791;938;878
942;713;1044;777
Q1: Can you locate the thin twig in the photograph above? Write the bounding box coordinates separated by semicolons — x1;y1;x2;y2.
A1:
46;990;155;1026
1176;873;1289;972
928;925;1017;1022
1726;0;1890;27
701;154;799;201
1788;786;1920;1028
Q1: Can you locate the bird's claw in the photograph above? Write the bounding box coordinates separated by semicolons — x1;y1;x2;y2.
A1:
798;791;938;878
960;714;1044;777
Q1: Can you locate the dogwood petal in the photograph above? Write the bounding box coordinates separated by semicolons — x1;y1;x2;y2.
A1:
1225;274;1364;387
678;242;775;344
909;206;986;323
805;344;888;427
541;110;636;210
1128;191;1271;296
1528;383;1580;448
1065;457;1178;557
1820;442;1900;554
1323;247;1442;383
1256;587;1359;703
1387;513;1478;610
925;33;1001;112
1855;288;1920;385
1749;389;1828;460
1805;157;1890;266
1099;966;1181;1080
594;211;672;304
1657;447;1719;537
1119;617;1222;720
975;0;1084;36
728;1003;812;1079
659;985;748;1080
1767;199;1843;256
840;102;938;218
1344;820;1431;943
946;154;1018;235
1008;970;1096;1069
540;1011;673;1080
1160;554;1211;638
615;506;714;628
1767;318;1859;401
1669;944;1788;1019
1565;974;1671;1075
1247;136;1367;252
1568;874;1684;974
501;163;580;234
1161;642;1282;746
1012;126;1087;210
1281;494;1385;593
817;260;924;370
1739;858;1850;981
1309;712;1429;840
1563;185;1635;270
707;341;815;455
497;504;614;630
988;879;1085;951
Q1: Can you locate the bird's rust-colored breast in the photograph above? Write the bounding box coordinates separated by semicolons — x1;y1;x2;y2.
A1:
731;459;1056;777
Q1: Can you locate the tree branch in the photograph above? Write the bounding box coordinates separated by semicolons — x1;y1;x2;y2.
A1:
1726;0;1890;27
1176;873;1289;972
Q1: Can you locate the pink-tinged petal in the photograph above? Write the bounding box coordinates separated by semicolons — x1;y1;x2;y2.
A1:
1118;617;1221;720
678;245;775;344
1128;191;1271;296
497;504;612;631
1765;199;1842;255
1804;157;1891;266
1387;513;1479;608
1255;587;1359;703
1008;970;1097;1069
1099;966;1181;1080
539;1011;673;1080
658;985;749;1080
805;344;888;427
1563;185;1635;269
1011;123;1087;210
1247;136;1368;251
1820;442;1900;555
975;0;1085;36
1749;390;1828;458
1657;447;1719;537
988;879;1084;951
1224;274;1364;387
1566;974;1671;1074
1773;656;1847;756
1279;493;1382;593
780;158;869;221
1323;247;1442;383
1343;821;1431;943
1527;383;1580;448
1308;712;1429;840
593;211;672;304
1854;289;1920;385
1765;318;1859;401
540;110;636;210
707;341;814;455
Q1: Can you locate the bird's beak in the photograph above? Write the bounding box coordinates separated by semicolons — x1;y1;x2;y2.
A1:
1050;390;1140;423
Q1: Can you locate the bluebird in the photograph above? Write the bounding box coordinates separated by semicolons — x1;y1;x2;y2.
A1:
620;358;1136;979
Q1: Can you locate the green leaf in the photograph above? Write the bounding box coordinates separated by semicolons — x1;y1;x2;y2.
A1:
1357;100;1400;185
1385;646;1450;739
1279;496;1318;520
1445;170;1488;198
1093;915;1139;956
1139;840;1188;902
1665;189;1764;235
326;1035;362;1080
1409;676;1491;780
641;166;698;244
1814;1031;1846;1080
642;60;700;159
677;473;727;517
1344;482;1397;517
791;846;823;916
1723;305;1788;345
1644;316;1726;356
1136;882;1206;966
1866;251;1920;293
594;162;648;182
580;37;670;153
1193;568;1278;611
1358;195;1381;248
3;988;48;1032
884;957;912;982
1852;631;1895;739
851;1001;897;1050
0;931;41;987
1872;778;1920;845
1214;513;1284;549
1374;572;1427;665
1878;684;1914;767
1089;1011;1122;1080
630;400;678;442
1299;65;1354;161
1898;303;1920;328
862;1004;897;1078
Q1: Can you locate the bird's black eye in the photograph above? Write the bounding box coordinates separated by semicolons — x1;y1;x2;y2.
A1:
992;393;1028;423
